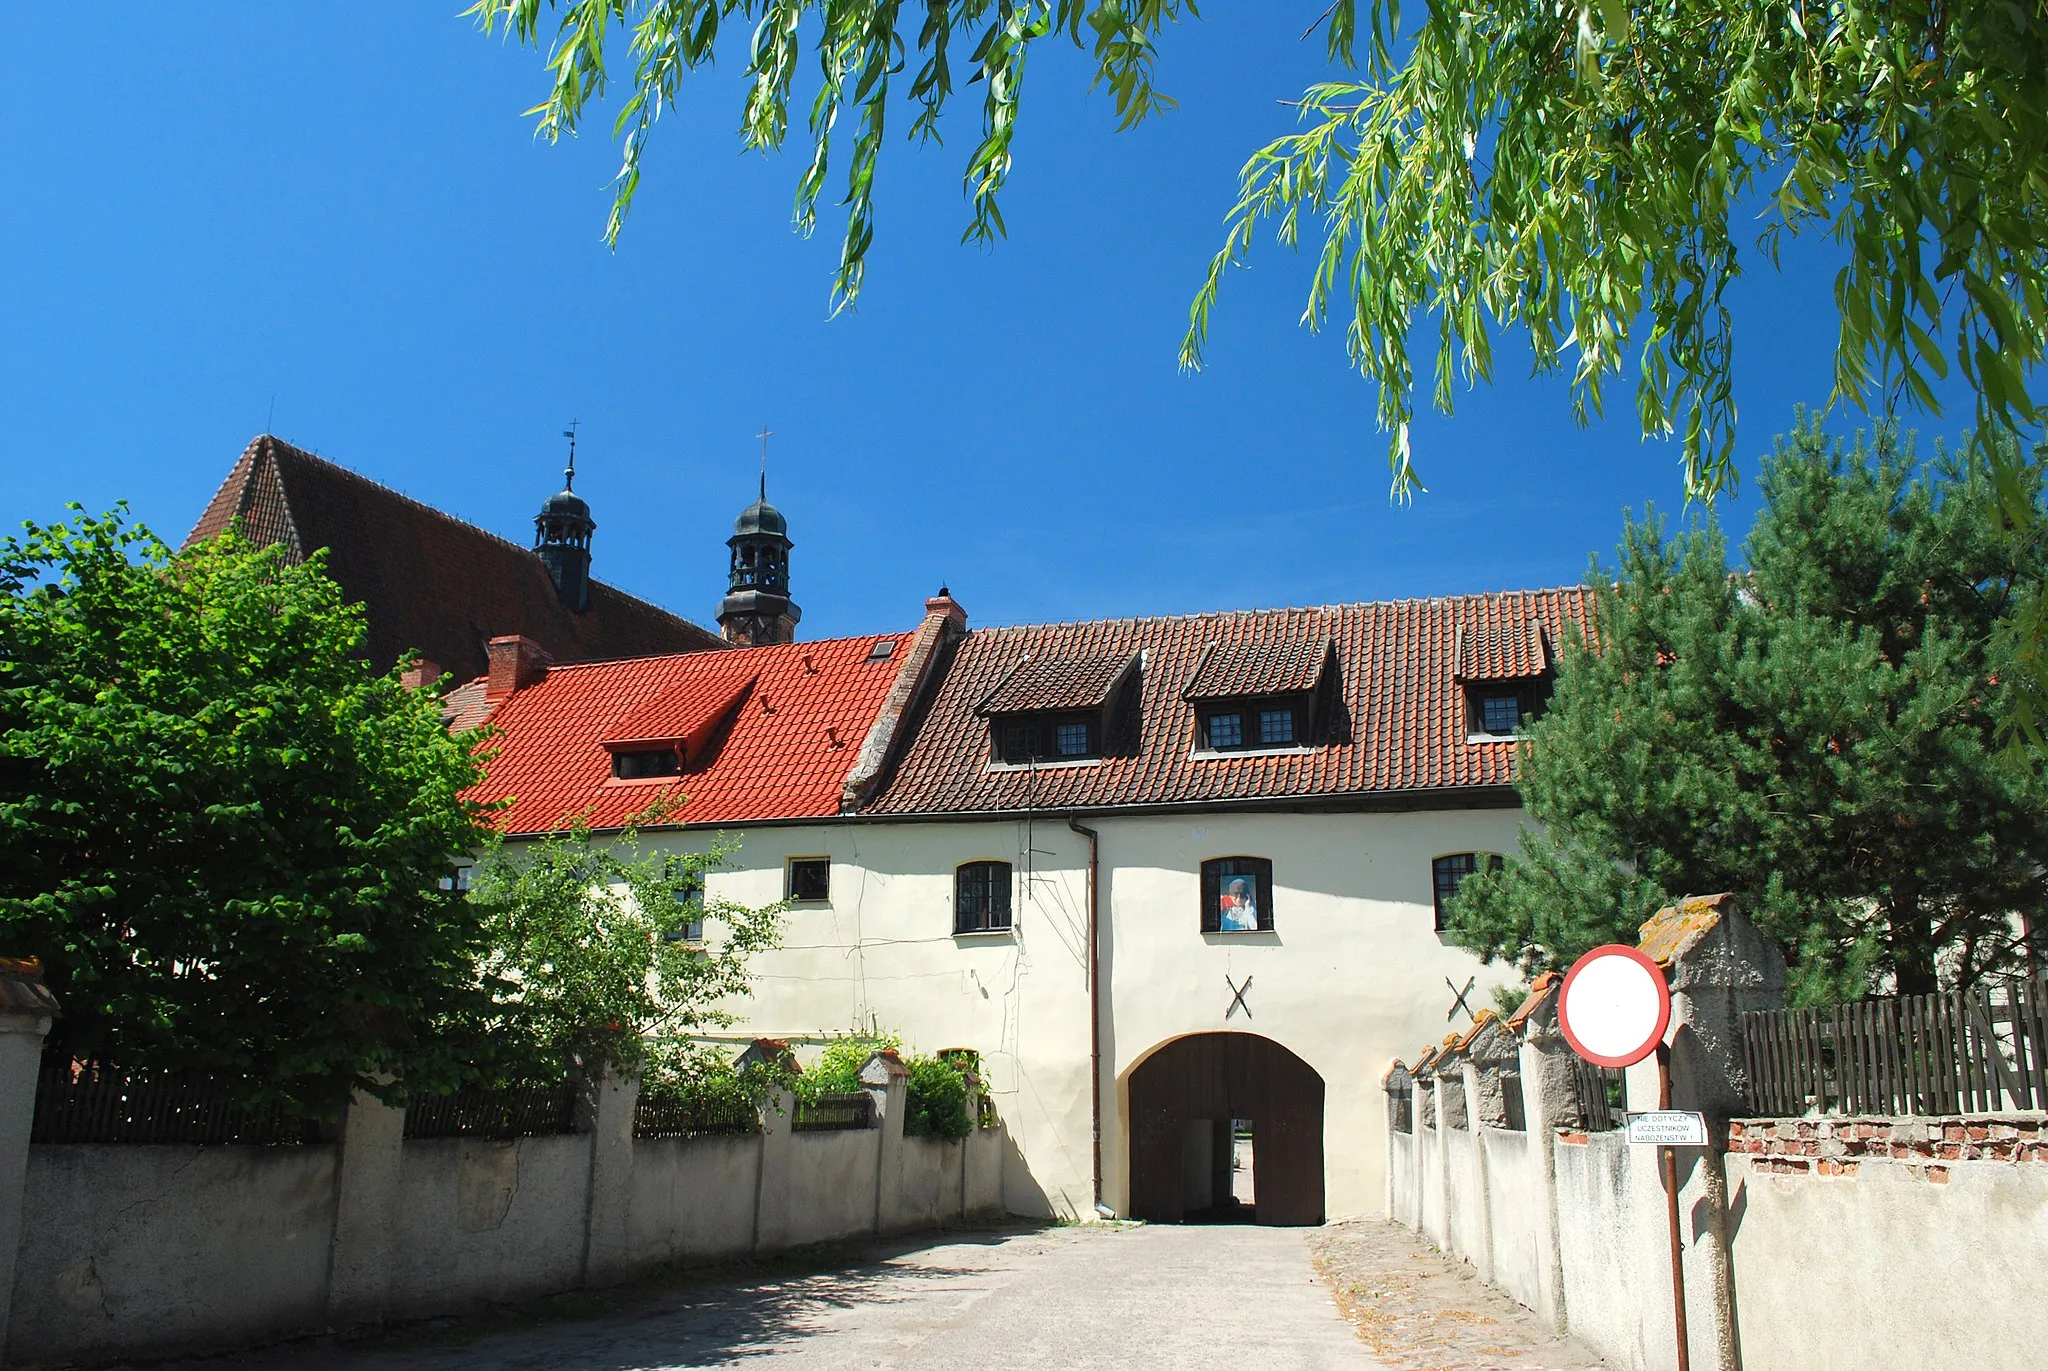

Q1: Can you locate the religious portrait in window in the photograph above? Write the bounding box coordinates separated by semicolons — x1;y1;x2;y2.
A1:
1200;857;1274;933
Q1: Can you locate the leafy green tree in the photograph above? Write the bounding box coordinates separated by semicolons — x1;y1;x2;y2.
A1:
0;511;494;1112
476;2;2048;498
466;813;785;1080
1449;415;2048;999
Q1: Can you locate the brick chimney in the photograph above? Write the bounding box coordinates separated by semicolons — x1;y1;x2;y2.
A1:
840;587;970;812
485;635;552;699
924;586;967;633
398;658;442;691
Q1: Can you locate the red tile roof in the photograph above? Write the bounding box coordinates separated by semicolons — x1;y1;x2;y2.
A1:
976;651;1139;715
865;589;1593;816
1454;619;1548;681
185;435;726;682
469;632;911;835
1181;636;1334;700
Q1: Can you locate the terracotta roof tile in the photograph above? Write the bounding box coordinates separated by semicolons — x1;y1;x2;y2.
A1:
469;632;909;835
977;651;1138;715
866;589;1593;815
1454;619;1548;681
186;436;726;682
1182;637;1332;700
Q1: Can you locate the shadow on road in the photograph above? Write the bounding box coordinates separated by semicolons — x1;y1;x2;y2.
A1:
167;1222;1053;1371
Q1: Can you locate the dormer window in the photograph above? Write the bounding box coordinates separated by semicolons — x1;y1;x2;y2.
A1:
1477;691;1523;736
1197;697;1308;752
612;746;681;780
1455;620;1552;740
1183;637;1333;755
601;673;756;780
996;714;1097;763
976;650;1139;767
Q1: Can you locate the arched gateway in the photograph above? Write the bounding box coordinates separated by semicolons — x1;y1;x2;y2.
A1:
1125;1032;1325;1226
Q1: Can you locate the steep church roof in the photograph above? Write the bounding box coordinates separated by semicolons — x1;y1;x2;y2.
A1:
184;435;726;682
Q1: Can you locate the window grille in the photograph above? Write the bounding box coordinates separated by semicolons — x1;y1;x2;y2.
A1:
955;860;1014;933
1432;853;1502;931
1258;708;1295;745
1481;694;1521;734
1056;721;1091;755
1205;711;1243;748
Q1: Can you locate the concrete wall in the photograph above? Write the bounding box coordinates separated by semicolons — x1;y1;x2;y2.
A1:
1388;1045;2048;1371
1723;1116;2048;1371
1443;1126;1486;1264
646;804;1528;1221
1475;1128;1543;1314
9;1145;337;1362
388;1136;593;1315
1551;1132;1675;1371
625;1132;760;1267
3;1072;1008;1367
779;1129;883;1248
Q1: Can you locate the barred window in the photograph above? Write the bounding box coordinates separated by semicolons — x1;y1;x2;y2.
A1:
1204;711;1244;748
1432;853;1502;931
955;861;1014;934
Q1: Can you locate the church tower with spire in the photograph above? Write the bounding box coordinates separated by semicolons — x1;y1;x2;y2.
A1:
718;437;800;646
534;426;595;613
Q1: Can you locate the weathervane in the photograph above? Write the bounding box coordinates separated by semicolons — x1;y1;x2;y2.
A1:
562;419;580;490
756;425;772;501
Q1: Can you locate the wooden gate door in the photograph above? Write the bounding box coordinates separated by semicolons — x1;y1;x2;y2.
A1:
1126;1032;1324;1225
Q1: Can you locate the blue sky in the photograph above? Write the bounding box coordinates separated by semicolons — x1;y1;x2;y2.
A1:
0;6;1971;641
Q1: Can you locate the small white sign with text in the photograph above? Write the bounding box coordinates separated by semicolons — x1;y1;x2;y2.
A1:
1624;1110;1709;1147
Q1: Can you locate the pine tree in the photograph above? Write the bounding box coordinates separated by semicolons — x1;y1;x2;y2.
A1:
1449;415;2048;1001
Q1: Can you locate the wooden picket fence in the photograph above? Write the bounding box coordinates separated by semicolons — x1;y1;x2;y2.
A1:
31;1061;320;1146
1742;974;2048;1117
633;1092;758;1140
793;1091;874;1132
402;1081;579;1139
1570;1057;1626;1131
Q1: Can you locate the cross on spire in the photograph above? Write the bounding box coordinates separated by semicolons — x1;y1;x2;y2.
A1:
562;419;580;490
756;425;773;501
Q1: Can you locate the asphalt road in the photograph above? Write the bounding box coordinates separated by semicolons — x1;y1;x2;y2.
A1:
205;1224;1387;1371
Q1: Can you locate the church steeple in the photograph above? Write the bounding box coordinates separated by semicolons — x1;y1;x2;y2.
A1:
718;429;801;646
534;424;595;613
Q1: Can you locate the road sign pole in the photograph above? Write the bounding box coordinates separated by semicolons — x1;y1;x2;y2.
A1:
1658;1043;1690;1371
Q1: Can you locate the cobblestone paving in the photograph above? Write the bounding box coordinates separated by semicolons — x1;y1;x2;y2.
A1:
1309;1219;1606;1371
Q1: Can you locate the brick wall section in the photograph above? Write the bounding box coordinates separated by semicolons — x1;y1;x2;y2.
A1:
1726;1116;2048;1181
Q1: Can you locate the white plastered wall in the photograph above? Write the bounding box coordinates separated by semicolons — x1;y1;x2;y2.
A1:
1094;808;1527;1219
613;801;1528;1221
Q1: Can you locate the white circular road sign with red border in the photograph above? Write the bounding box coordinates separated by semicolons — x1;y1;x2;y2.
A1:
1557;944;1671;1068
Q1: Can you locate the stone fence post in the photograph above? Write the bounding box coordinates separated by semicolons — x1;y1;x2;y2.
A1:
1637;893;1788;1371
751;1085;796;1254
1510;973;1571;1335
326;1084;406;1326
0;960;58;1366
860;1050;909;1233
579;1066;639;1287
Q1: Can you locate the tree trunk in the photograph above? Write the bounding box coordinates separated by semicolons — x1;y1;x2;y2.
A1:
1889;898;1939;996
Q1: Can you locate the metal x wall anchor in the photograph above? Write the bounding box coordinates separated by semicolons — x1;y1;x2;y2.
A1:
1225;973;1254;1021
1446;975;1478;1023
